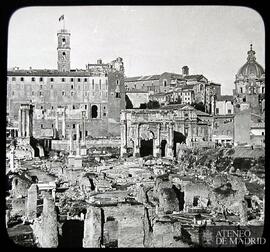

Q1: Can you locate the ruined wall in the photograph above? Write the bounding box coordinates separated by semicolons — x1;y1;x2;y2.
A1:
51;138;121;151
83;204;144;248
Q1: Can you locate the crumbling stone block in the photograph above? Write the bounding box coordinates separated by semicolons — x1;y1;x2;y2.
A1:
159;188;179;214
26;184;38;220
83;206;103;248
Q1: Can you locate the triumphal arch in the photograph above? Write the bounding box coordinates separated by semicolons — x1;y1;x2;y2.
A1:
120;104;214;159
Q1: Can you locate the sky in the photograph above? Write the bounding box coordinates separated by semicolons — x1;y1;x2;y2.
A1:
8;6;265;95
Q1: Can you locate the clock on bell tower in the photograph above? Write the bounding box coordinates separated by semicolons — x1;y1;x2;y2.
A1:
57;29;71;72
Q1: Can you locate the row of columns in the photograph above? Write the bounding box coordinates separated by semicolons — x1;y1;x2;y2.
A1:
18;104;32;138
54;109;66;139
69;119;87;157
55;109;87;142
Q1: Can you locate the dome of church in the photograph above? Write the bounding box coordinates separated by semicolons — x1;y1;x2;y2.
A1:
237;44;265;78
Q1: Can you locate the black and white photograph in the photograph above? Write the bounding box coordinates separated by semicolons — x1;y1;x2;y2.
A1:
5;5;266;247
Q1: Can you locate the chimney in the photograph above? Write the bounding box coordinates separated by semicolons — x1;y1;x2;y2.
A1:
182;66;189;76
97;59;102;64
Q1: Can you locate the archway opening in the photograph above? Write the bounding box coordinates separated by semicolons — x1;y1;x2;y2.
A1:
58;220;84;248
140;139;153;157
91;105;98;118
173;131;186;157
161;140;167;157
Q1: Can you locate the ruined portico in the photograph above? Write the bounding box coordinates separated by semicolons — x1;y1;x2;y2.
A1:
120;105;213;159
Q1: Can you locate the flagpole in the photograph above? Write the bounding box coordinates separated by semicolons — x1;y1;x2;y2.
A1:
63;18;65;30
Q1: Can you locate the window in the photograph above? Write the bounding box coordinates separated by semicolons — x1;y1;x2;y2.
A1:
52;124;54;128
71;78;74;82
41;124;43;129
51;106;54;109
85;105;87;109
77;78;81;82
240;87;243;93
73;124;75;129
62;91;65;96
71;85;74;89
163;80;167;87
20;77;24;81
12;77;16;81
73;105;75;109
40;77;43;82
116;79;119;85
91;105;98;118
50;78;54;82
216;108;219;114
262;87;265;93
32;77;35;82
62;78;65;82
41;106;43;109
116;92;121;98
103;112;106;116
84;78;87;82
262;132;264;136
85;131;88;137
227;109;232;114
39;91;42;96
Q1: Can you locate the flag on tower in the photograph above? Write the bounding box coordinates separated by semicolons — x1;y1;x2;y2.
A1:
59;15;64;22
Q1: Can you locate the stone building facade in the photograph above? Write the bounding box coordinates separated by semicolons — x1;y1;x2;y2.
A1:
125;67;220;114
120;104;214;158
7;28;126;140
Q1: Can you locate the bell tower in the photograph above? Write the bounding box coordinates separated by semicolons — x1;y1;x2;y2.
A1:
57;28;71;72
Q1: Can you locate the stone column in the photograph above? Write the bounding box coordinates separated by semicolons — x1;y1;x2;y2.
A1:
18;108;22;137
55;111;59;131
166;122;174;159
82;111;86;143
76;124;80;156
153;123;161;157
52;189;56;201
69;129;73;156
120;120;127;157
22;108;26;138
25;107;30;137
26;184;38;220
62;108;66;139
133;123;140;157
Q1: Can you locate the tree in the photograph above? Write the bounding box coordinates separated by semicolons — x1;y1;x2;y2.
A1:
191;102;205;112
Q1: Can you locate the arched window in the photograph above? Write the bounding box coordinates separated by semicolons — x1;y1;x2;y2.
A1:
163;80;167;87
200;84;203;91
91;105;98;118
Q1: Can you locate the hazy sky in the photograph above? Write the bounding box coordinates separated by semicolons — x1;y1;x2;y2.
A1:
8;6;265;95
